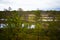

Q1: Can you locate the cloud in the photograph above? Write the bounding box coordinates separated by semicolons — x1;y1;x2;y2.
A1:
0;0;60;10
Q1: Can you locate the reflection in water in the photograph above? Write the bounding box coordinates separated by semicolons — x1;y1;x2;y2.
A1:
0;24;6;28
30;25;35;28
22;24;24;27
0;23;35;29
22;24;35;29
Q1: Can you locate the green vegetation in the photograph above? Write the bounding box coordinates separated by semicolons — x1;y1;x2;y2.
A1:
0;10;60;40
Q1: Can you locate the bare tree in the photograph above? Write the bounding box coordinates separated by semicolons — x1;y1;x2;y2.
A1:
18;8;23;11
8;7;12;11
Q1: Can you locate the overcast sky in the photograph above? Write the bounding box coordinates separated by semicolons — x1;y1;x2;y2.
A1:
0;0;60;11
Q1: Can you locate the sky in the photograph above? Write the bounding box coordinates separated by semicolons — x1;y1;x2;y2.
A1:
0;0;60;11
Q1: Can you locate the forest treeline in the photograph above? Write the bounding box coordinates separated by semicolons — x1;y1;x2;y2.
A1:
0;9;60;40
